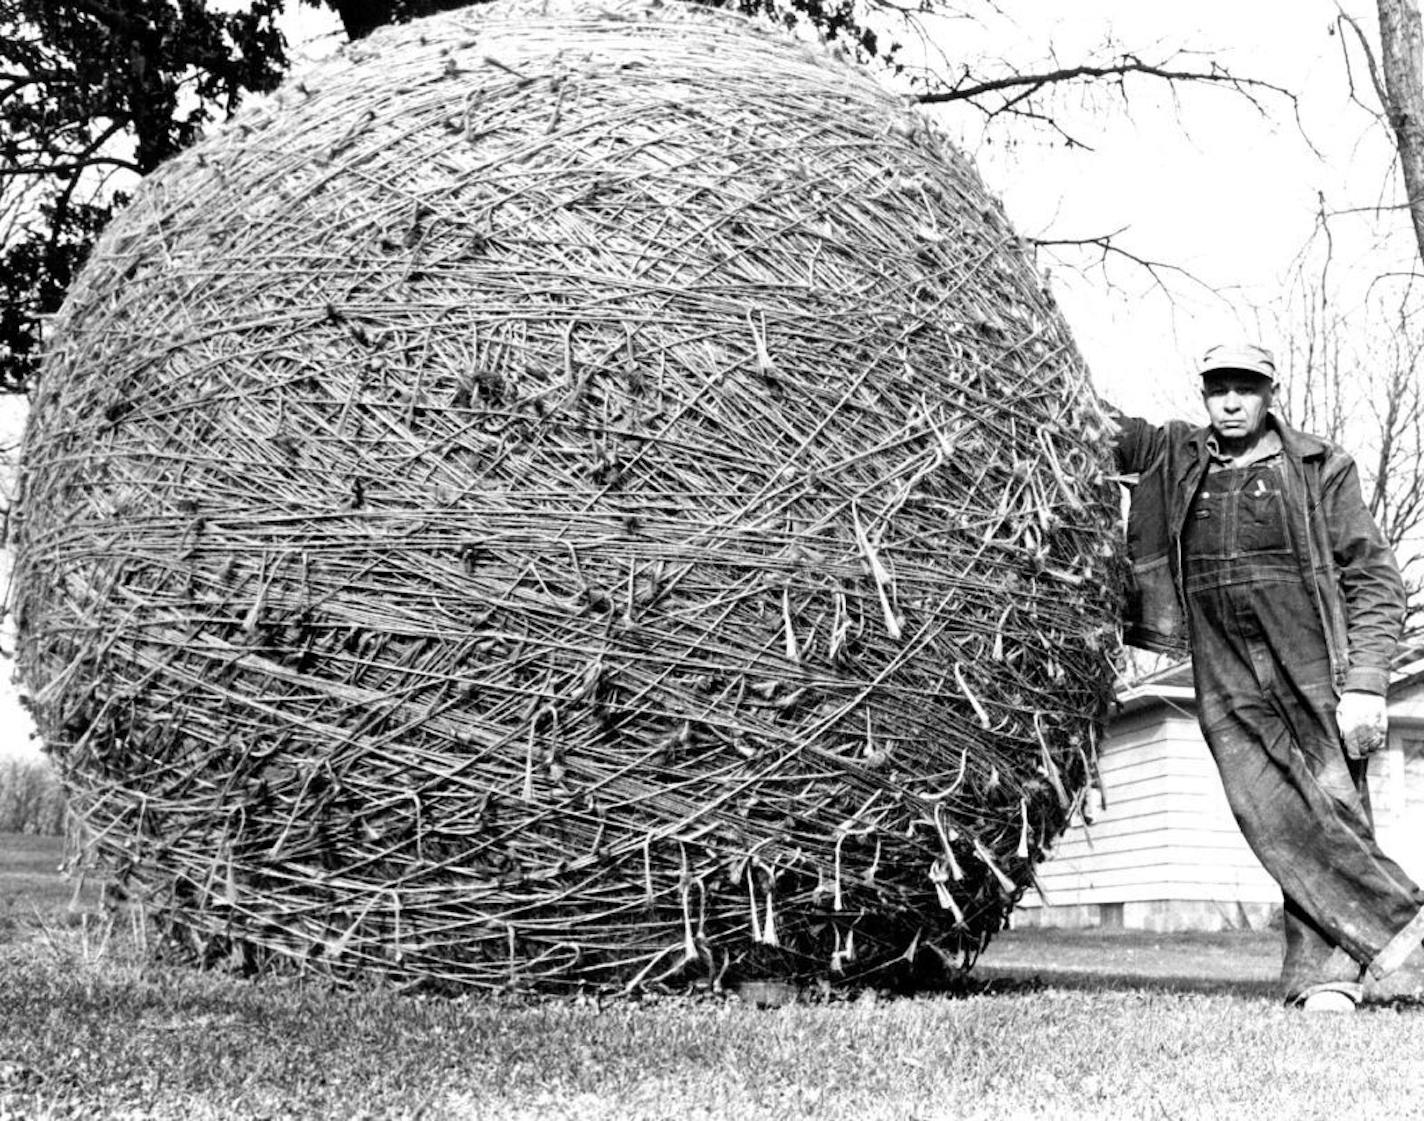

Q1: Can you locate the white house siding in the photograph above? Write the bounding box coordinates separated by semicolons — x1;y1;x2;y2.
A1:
1015;669;1424;932
1015;702;1281;931
1369;724;1424;885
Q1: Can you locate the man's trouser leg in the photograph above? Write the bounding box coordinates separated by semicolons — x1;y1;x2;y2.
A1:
1197;650;1424;997
1279;755;1378;996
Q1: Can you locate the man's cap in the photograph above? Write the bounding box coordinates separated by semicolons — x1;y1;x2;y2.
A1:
1197;343;1276;382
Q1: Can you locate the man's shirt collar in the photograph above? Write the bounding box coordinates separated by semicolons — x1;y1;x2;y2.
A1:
1205;425;1283;469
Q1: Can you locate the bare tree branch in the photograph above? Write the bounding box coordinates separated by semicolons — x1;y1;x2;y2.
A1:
916;54;1297;111
1;156;141;177
1271;199;1424;633
1031;228;1224;301
1371;0;1424;270
1337;8;1391;117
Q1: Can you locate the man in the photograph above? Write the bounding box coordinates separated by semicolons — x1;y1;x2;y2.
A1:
1109;342;1422;1012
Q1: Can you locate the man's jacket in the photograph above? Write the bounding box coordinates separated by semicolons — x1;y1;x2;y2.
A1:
1111;411;1405;696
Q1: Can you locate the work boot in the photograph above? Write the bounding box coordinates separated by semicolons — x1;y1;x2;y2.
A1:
1292;982;1361;1013
1300;989;1357;1013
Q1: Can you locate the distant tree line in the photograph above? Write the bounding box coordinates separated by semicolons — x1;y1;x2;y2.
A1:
0;756;66;834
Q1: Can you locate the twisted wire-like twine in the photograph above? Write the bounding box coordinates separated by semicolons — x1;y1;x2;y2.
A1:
13;0;1122;990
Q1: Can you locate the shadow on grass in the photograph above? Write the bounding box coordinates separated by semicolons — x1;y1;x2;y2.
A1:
973;956;1424;1011
964;925;1285;1000
971;964;1280;1000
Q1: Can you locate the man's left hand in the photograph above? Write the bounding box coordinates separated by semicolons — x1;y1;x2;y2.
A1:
1337;691;1388;758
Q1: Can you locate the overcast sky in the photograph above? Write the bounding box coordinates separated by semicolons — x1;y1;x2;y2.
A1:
920;0;1410;419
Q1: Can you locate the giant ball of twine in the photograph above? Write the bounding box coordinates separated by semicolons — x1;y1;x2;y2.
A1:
13;0;1123;991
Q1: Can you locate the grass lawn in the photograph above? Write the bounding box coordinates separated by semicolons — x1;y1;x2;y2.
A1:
977;924;1278;993
5;833;1424;1120
0;830;104;928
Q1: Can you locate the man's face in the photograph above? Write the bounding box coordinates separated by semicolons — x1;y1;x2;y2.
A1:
1201;371;1274;443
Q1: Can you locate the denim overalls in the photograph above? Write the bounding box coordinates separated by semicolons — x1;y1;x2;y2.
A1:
1184;456;1424;999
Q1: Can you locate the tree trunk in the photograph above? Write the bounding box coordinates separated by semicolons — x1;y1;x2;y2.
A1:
326;0;495;40
326;0;392;40
1378;0;1424;265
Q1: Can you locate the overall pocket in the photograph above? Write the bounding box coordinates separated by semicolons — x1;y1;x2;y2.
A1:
1237;469;1288;553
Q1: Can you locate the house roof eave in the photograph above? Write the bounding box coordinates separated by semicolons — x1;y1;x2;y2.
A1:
1113;683;1197;718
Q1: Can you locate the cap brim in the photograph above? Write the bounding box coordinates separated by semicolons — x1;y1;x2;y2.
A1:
1200;365;1274;380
